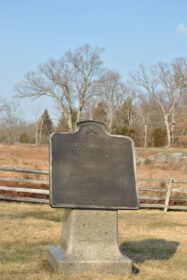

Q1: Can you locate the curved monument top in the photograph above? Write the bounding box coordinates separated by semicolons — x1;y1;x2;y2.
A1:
77;120;106;129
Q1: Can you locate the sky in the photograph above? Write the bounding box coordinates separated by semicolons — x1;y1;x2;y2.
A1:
0;0;187;123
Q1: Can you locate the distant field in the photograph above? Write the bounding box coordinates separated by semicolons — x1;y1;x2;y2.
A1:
0;201;187;280
0;143;186;206
0;144;48;172
0;143;186;180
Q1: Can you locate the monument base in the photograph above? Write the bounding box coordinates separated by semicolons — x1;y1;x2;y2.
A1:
48;209;132;274
48;245;132;274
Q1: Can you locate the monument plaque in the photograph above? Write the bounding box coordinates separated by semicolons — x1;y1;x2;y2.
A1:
48;120;139;274
50;120;139;209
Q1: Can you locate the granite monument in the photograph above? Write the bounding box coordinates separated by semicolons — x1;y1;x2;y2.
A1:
48;120;139;274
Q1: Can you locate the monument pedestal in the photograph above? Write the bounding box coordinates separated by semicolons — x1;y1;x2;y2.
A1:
48;209;132;274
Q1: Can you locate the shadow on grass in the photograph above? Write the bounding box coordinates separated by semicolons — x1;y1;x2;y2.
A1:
120;239;180;264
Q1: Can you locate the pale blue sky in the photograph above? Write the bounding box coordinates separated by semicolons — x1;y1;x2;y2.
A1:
0;0;187;123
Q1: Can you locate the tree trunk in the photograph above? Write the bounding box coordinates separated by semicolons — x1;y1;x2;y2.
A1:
35;120;38;145
164;115;171;147
144;124;148;148
67;113;73;132
75;105;83;130
155;98;171;147
8;131;12;145
39;118;44;145
108;111;113;133
171;110;175;147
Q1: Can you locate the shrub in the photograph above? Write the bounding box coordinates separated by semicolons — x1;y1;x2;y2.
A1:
151;128;167;147
112;126;136;143
19;132;29;143
177;135;187;147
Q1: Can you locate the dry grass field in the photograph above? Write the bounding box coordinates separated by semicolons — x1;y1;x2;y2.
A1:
0;144;48;173
0;143;186;179
0;143;186;205
0;201;187;280
0;144;187;279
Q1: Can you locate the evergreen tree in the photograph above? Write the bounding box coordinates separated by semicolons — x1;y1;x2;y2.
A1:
56;110;78;132
151;128;167;147
92;102;107;123
56;114;69;132
39;110;54;143
19;132;29;143
40;110;53;136
115;98;136;128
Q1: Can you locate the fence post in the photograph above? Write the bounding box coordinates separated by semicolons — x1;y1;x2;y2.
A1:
164;176;173;212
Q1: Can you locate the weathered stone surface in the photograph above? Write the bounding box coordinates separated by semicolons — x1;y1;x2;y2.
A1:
145;152;186;164
167;152;186;163
48;209;132;274
136;156;146;166
147;152;167;163
50;120;139;210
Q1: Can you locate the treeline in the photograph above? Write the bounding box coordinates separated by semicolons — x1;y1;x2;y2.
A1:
0;44;187;147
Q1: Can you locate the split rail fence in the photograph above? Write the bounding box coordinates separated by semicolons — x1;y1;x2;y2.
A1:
0;167;187;211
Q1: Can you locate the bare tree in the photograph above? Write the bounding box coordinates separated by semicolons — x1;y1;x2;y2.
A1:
33;106;44;145
15;44;104;131
156;58;187;146
80;99;98;121
137;95;150;148
175;95;187;146
0;100;22;144
65;45;104;128
129;58;187;147
97;70;126;132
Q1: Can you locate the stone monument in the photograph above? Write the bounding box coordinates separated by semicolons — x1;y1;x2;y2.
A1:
48;120;139;274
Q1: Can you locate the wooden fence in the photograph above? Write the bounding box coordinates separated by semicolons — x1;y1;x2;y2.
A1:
138;177;187;211
0;167;187;211
0;167;49;204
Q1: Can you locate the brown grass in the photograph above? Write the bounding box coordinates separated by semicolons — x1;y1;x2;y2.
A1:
0;143;48;175
0;201;187;280
0;144;186;179
0;144;186;205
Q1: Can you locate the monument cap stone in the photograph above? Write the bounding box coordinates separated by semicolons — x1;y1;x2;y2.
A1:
49;120;139;210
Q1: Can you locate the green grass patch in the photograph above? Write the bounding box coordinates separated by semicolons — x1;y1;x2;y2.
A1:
25;209;63;222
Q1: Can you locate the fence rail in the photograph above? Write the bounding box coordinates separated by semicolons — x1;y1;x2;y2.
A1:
0;167;49;175
0;166;186;211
